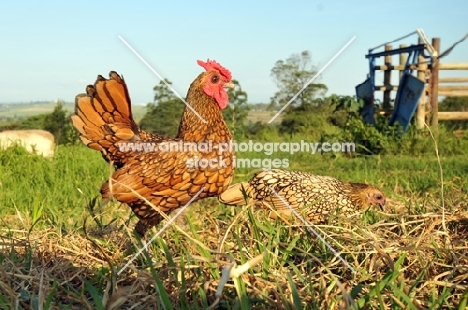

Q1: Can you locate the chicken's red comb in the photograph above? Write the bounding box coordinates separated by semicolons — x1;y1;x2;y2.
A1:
197;59;232;81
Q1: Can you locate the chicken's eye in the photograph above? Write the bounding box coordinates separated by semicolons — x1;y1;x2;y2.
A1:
211;74;219;84
375;194;382;200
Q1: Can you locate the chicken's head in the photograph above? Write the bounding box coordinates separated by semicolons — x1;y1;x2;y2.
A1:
364;187;386;210
197;59;234;109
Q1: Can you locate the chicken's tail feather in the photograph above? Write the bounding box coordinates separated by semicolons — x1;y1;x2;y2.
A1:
71;72;140;164
218;182;250;206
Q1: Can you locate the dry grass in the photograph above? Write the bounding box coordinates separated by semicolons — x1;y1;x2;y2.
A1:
1;193;467;309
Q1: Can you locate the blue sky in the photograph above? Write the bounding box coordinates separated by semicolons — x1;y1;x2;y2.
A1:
1;0;467;105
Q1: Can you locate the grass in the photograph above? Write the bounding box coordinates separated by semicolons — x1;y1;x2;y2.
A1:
0;144;467;309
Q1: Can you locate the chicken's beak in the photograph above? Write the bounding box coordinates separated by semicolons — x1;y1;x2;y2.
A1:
379;199;386;211
224;81;235;89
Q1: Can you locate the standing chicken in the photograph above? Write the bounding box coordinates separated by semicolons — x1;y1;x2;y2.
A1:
219;169;386;223
71;60;235;236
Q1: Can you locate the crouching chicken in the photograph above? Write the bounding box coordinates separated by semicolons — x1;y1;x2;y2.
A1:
219;169;386;223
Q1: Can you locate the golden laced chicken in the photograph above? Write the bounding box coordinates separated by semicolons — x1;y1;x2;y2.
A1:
71;60;235;237
219;169;386;223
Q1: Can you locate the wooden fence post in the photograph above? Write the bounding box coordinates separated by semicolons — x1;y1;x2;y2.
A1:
416;39;427;129
383;45;393;110
430;38;440;128
399;44;407;80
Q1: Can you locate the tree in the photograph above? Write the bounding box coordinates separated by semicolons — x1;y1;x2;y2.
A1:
269;51;329;136
222;79;250;138
44;101;70;144
19;114;47;130
139;79;185;137
270;50;327;111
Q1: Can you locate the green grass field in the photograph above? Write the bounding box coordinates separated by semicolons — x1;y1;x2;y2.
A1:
0;144;467;309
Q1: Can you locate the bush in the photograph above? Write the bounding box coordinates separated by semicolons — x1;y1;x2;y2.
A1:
326;95;468;156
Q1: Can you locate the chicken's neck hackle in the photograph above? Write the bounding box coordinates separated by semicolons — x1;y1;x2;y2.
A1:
177;73;232;144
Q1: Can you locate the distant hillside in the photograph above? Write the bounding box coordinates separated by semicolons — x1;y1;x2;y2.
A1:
0;101;74;118
0;101;148;123
0;101;282;125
